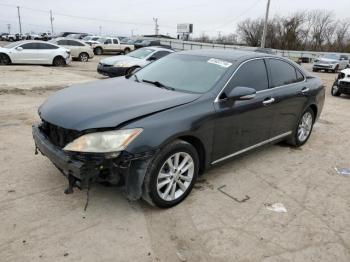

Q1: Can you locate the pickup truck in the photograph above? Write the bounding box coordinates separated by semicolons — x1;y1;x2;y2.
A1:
92;37;135;55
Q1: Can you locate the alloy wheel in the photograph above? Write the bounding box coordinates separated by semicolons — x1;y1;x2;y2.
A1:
297;112;313;143
156;152;194;201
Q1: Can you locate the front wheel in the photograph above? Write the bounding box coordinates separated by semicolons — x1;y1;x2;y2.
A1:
52;56;66;67
0;54;11;65
287;108;315;147
331;83;341;96
94;47;103;55
142;140;199;208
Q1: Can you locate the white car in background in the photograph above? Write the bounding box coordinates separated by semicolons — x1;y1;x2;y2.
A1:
92;37;135;55
50;38;94;62
0;40;71;66
313;53;349;73
97;47;174;77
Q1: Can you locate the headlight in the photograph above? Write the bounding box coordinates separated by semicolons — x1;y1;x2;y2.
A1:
63;128;143;153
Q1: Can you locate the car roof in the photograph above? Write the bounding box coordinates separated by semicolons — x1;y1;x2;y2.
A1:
178;49;270;62
12;40;57;45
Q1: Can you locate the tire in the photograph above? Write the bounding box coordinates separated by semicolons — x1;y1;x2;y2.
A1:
312;68;317;72
78;52;89;62
333;65;339;73
52;56;66;67
124;48;131;54
331;83;341;97
142;139;199;208
94;47;103;55
0;53;11;65
287;108;315;147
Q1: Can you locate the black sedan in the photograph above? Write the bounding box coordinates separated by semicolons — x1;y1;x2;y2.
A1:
32;50;325;208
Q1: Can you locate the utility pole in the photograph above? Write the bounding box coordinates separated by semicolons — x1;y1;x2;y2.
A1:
99;26;102;35
17;6;22;34
49;10;54;35
260;0;271;48
7;24;11;34
131;29;137;37
153;18;159;36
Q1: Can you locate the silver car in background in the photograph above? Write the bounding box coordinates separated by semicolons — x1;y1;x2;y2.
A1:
313;53;349;73
97;47;174;77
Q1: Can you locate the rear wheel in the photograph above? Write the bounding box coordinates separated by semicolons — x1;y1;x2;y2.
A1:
94;47;103;55
142;140;199;208
78;52;89;62
0;53;11;65
287;108;315;147
52;56;66;67
124;48;131;54
332;65;339;73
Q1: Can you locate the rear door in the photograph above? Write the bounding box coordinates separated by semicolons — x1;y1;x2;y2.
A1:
212;59;276;162
112;38;121;52
266;58;308;137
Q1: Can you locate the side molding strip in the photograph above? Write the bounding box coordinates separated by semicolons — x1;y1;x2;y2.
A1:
211;131;292;165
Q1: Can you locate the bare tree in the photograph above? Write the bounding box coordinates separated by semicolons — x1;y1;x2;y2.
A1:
237;18;264;46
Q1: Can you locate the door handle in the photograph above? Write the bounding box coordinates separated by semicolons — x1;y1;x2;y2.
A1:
301;87;310;94
262;97;275;105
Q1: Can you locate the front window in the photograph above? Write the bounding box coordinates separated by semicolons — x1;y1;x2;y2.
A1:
127;48;154;59
134;54;232;93
322;54;340;60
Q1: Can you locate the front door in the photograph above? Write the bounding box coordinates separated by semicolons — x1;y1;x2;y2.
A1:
212;59;276;163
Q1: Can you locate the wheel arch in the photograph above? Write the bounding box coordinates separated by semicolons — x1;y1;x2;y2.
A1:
308;104;318;122
177;135;206;174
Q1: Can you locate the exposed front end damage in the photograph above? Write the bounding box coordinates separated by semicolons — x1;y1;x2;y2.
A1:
32;124;154;200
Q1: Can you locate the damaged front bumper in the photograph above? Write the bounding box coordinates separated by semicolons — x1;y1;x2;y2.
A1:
32;124;154;200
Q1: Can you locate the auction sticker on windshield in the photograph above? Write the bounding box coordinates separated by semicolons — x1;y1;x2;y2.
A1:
207;58;232;68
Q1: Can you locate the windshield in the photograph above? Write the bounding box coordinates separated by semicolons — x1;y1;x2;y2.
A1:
134;54;232;93
97;37;106;43
4;42;20;48
127;48;154;59
322;54;340;60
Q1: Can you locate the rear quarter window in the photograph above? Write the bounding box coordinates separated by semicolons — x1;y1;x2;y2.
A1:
269;59;301;87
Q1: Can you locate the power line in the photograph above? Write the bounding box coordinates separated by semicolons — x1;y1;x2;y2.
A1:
211;0;263;31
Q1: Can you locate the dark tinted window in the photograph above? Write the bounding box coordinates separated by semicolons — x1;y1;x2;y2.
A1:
104;39;112;44
57;40;68;45
269;59;299;87
151;51;171;59
340;55;348;60
38;43;58;49
67;40;84;46
228;59;268;92
296;70;304;81
113;39;119;44
21;43;38;49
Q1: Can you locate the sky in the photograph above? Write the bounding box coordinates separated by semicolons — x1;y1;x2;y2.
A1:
0;0;349;37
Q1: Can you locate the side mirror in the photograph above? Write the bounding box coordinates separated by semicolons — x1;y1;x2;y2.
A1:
125;67;141;78
16;46;23;51
226;86;256;101
147;56;157;61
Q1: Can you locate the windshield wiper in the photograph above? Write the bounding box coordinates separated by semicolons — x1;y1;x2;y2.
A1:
142;79;175;91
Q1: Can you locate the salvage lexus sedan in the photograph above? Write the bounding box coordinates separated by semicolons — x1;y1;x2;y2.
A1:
32;50;325;208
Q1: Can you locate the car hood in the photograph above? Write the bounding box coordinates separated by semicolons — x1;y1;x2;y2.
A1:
100;55;140;66
316;58;338;64
39;77;200;131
